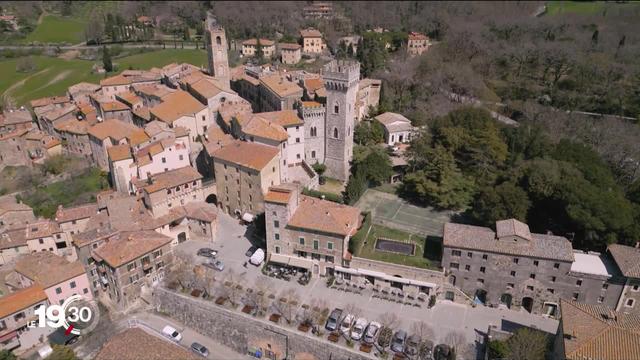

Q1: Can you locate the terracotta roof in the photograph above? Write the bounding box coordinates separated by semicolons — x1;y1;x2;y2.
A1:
0;286;47;319
95;327;199;360
100;71;160;87
264;187;293;204
408;32;429;41
218;100;253;127
204;127;234;156
55;203;98;223
443;221;574;262
496;218;533;241
133;84;175;99
258;110;304;127
300;28;322;38
211;140;279;171
143;166;202;194
187;78;226;99
0;198;33;217
101;100;129;112
303;78;324;92
242;115;288;142
243;38;275;46
0;109;32;126
0;228;28;250
280;43;302;50
88;119;145;142
115;92;143;107
0;128;28;141
260;74;303;98
30;96;69;108
92;230;171;268
15;252;86;288
71;225;117;248
288;195;360;236
107;144;132;162
24;220;61;240
68;82;100;98
133;107;151;122
608;244;640;279
53;118;89;135
43;104;77;121
559;300;640;360
301;101;322;108
150;91;206;124
150;203;217;227
374;112;413;132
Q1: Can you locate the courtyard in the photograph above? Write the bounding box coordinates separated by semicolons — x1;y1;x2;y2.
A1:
173;211;559;359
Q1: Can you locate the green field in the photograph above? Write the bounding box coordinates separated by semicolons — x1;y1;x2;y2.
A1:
1;49;207;106
22;15;88;44
546;1;640;15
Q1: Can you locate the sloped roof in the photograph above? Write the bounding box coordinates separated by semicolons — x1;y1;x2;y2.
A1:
560;300;640;360
15;252;86;288
288;195;360;237
88;119;145;142
608;244;640;279
496;218;533;241
243;38;275;46
53;118;89;135
107;144;132;162
93;230;171;268
258;110;304;127
55;203;98;223
30;95;69;109
95;328;199;360
0;286;47;318
143;166;202;194
211;140;279;171
264;187;293;204
150;91;206;124
300;28;322;38
374;112;413;133
24;220;62;239
242;115;288;142
260;74;303;98
280;43;301;50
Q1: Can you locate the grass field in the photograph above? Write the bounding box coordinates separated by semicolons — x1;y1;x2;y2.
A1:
0;49;207;106
546;1;640;15
22;15;88;44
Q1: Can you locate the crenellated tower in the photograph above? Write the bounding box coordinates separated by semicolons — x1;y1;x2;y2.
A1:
204;12;230;89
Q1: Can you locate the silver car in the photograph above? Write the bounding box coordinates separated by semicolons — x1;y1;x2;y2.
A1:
363;321;381;344
190;342;209;357
391;330;407;353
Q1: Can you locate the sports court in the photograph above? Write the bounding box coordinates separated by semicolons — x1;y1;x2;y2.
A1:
375;238;415;255
355;189;453;237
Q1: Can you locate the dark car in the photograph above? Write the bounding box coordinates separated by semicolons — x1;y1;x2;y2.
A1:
197;248;217;258
391;330;407;353
405;334;420;357
48;327;79;346
325;308;343;331
245;245;258;257
190;342;209;357
434;344;451;360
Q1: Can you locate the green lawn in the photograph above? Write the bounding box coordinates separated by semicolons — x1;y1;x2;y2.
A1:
19;167;109;219
1;49;207;106
22;15;88;44
546;1;640;15
351;213;440;270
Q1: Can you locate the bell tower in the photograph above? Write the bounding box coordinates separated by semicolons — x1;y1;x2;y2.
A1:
204;12;230;89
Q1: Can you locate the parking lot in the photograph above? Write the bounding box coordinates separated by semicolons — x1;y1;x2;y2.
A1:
175;211;559;359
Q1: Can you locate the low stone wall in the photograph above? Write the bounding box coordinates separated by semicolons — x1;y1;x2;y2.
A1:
153;287;373;360
350;257;444;284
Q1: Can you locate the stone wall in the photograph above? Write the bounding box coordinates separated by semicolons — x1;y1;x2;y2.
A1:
153;287;373;360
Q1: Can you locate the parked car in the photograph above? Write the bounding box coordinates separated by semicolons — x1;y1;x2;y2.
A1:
391;330;407;353
351;318;368;341
340;314;355;334
245;245;258;257
202;261;224;271
48;327;79;346
162;325;182;342
249;248;265;266
325;308;343;331
197;248;217;258
405;334;421;356
190;342;209;357
363;321;381;344
434;344;451;360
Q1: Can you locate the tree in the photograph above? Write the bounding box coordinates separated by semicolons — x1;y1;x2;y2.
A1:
344;171;367;205
312;163;327;184
378;312;399;347
472;182;531;225
222;269;246;306
354;121;384;146
353;145;393;186
504;328;548;360
444;331;466;359
256;38;264;60
102;46;113;73
0;350;16;360
487;339;509;360
46;345;78;360
274;288;300;324
84;11;105;44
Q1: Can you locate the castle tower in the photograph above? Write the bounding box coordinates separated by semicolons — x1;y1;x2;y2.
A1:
322;60;360;182
204;12;230;89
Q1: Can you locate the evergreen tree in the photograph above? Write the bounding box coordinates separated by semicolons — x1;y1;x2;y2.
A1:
102;46;113;72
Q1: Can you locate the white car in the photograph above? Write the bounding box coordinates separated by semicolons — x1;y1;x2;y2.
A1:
162;325;182;342
340;314;354;334
351;318;368;341
363;321;381;344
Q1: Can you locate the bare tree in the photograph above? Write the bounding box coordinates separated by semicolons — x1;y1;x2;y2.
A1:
506;328;548;360
222;269;246;306
444;331;467;359
249;278;272;315
411;321;434;342
309;298;329;333
274;288;300;324
380;313;400;330
166;251;195;290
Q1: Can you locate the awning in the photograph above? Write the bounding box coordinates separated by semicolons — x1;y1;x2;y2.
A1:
356;268;387;278
288;256;313;270
269;253;289;265
0;330;17;342
242;213;254;222
407;279;437;288
334;265;359;275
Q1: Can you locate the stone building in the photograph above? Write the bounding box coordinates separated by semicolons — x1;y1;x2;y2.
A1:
0;109;33;134
149;90;210;142
442;219;625;317
99;70;161;101
374;112;414;146
265;186;360;276
55;203;100;237
258;74;304;112
67;82;100;103
0;286;50;353
300;28;325;54
407;32;431;56
205;12;231;89
242;38;276;58
88;119;149;170
211;140;281;217
140;166;204;217
607;244;640;316
355;78;381;121
279;43;302;64
92;230;173;310
0;129;30;169
35;103;76;136
299;101;326;165
52;118;92;160
0;196;35;232
322;60;359;181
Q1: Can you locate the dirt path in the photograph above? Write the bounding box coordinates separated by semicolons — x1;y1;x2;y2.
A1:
1;68;50;99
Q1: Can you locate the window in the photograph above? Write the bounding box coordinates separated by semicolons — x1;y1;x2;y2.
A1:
70;281;76;289
547;288;555;294
551;276;557;282
451;250;461;257
274;246;281;254
602;283;609;290
554;263;560;269
576;279;582;286
533;260;539;266
449;263;459;270
39;239;44;244
482;254;488;260
83;288;89;294
272;167;276;173
507;283;514;289
477;279;484;285
597;296;604;303
572;293;579;301
153;250;162;258
464;265;470;271
530;274;536;279
55;287;62;294
334;102;339;114
274;220;279;228
295;138;300;143
480;266;485;273
626;299;635;308
162;157;166;163
632;284;640;292
296;154;301;159
467;252;472;258
313;240;319;250
513;258;519;264
274;233;280;240
325;255;334;263
333;127;338;138
510;271;516;277
179;155;184;161
216;36;222;45
526;285;534;291
327;242;333;250
299;237;305;245
311;151;316;158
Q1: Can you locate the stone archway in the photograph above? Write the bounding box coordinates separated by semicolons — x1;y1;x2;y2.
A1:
500;293;513;308
178;232;187;243
448;275;456;286
205;194;217;204
474;289;487;305
522;297;534;313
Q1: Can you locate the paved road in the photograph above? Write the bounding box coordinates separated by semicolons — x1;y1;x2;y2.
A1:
0;43;201;50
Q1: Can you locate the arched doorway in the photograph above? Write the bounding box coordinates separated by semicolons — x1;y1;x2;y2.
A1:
474;289;487;305
177;232;187;243
448;275;456;286
390;275;403;290
205;194;217;204
522;297;534;313
500;293;513;309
